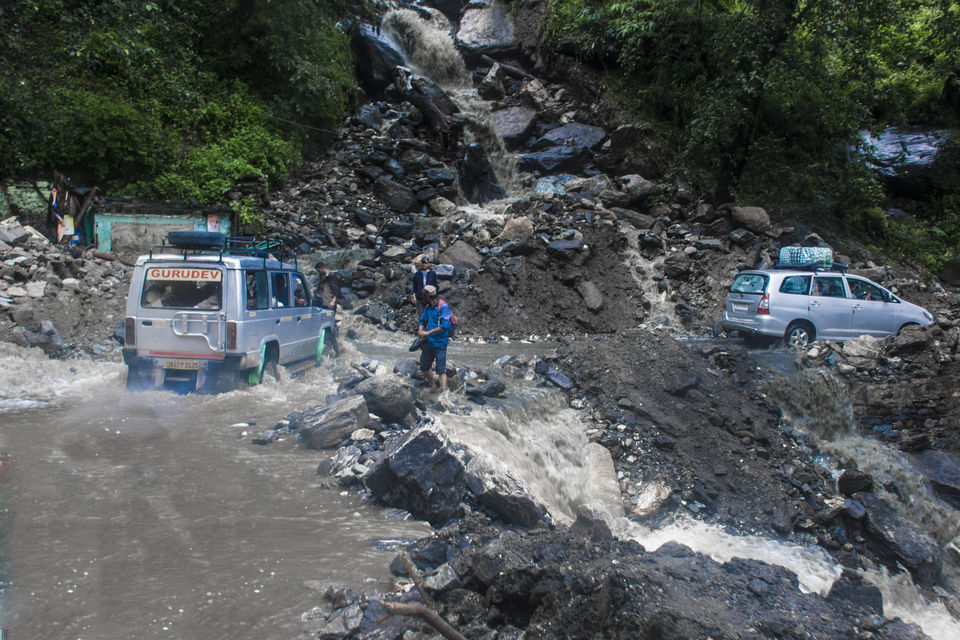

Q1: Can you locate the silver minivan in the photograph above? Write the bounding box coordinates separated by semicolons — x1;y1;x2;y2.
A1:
722;264;933;347
122;232;334;393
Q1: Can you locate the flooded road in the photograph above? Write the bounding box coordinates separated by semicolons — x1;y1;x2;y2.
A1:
0;345;430;640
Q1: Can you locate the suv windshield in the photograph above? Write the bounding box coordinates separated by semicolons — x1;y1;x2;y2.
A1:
141;266;223;309
730;273;767;294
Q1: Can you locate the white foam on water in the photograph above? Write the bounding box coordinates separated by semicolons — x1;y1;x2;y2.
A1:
620;514;844;596
862;566;960;640
0;344;124;412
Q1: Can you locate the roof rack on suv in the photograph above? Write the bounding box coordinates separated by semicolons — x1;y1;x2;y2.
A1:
772;261;848;273
147;231;298;267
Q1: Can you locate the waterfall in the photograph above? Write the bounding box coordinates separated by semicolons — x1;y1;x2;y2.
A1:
380;8;523;198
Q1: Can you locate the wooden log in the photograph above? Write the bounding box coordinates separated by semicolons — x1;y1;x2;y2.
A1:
92;250;136;267
381;602;467;640
398;550;435;608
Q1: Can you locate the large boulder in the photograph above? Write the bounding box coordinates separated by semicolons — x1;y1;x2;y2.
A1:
363;424;467;526
595;124;662;177
439;240;483;272
518;146;593;174
297;395;371;449
351;25;405;98
354;375;416;423
728;205;771;234
491;107;537;149
493;216;534;246
455;2;517;60
374;176;417;212
458;142;507;204
532;123;607;152
861;127;953;199
465;452;545;527
858;492;942;585
910;449;960;510
940;255;960;286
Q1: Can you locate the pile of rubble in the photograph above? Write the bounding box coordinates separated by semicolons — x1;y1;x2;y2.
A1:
0;217;129;359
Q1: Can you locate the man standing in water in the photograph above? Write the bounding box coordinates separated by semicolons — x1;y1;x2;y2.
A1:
417;285;451;393
315;262;340;357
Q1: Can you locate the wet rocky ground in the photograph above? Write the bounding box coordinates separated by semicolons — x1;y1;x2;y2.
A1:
3;2;960;638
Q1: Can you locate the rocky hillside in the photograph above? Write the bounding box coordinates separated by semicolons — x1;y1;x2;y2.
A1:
2;2;960;638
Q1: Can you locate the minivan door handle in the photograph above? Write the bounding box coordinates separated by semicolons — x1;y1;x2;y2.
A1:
852;304;863;311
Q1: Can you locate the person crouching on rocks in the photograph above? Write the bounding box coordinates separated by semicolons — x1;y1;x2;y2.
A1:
417;285;452;393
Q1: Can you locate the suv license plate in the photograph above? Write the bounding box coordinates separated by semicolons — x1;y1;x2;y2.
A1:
164;359;202;370
732;302;749;312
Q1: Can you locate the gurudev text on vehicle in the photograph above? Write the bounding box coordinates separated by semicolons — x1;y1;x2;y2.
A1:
122;231;334;393
722;247;933;348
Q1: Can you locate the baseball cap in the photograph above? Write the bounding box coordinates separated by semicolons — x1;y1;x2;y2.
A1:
422;285;437;297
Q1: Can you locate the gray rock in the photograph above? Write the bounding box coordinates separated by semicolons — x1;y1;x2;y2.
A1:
940;254;960;286
393;357;420;378
518;146;592;173
363;424;467;527
353;104;383;130
466;452;545;527
354;375;415;423
611;207;655;230
297;395;371;449
910;449;960;510
859;492;942;585
455;3;517;57
729;205;771;233
532;122;607;152
439;240;483;272
491;106;537;149
619;174;656;205
374;176;416;212
576;280;604;311
663;252;692;279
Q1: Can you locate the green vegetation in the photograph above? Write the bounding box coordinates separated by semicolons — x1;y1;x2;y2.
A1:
542;0;960;272
0;0;357;204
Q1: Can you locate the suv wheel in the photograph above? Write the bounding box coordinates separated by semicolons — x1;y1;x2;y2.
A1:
785;321;814;348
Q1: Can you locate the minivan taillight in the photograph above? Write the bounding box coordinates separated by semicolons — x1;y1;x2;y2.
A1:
125;317;136;346
226;321;238;350
757;293;770;315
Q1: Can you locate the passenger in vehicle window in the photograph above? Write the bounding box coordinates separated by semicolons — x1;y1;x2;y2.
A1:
812;277;845;297
848;278;884;301
246;271;268;310
292;274;309;307
272;273;289;308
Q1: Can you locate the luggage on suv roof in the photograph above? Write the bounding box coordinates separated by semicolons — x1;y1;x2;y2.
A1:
167;230;226;249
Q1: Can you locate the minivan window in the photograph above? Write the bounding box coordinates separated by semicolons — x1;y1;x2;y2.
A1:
245;270;269;310
812;276;846;298
847;277;885;301
291;273;310;307
730;273;767;294
779;275;811;295
141;266;222;309
271;272;290;308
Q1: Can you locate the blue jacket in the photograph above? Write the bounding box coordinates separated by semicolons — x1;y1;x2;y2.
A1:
419;300;451;347
413;269;438;300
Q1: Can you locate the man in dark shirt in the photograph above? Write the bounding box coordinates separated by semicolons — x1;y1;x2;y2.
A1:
315;262;341;356
411;256;438;317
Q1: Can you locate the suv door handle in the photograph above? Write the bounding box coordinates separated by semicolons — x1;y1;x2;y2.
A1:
852;304;863;310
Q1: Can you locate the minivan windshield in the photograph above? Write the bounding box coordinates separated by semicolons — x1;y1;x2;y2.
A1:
730;273;767;294
141;265;223;309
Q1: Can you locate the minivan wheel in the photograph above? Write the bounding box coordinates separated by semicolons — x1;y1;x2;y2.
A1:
785;321;814;348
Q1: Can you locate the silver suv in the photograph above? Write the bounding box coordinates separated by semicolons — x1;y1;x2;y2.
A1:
122;232;334;393
722;264;933;347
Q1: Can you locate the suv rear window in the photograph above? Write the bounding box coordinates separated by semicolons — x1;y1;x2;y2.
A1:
141;266;223;309
730;273;767;294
